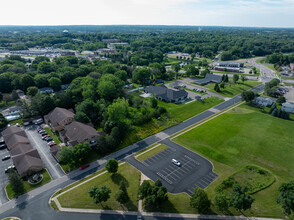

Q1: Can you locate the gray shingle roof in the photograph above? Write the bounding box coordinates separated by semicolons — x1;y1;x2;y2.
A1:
145;85;188;101
65;121;99;145
10;144;34;156
194;74;222;85
12;149;43;177
44;107;74;127
6;134;29;150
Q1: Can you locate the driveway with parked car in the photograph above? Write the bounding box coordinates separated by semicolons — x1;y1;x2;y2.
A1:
24;125;65;180
0;141;12;205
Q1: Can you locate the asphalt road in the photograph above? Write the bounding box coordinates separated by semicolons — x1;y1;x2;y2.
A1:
126;139;218;195
0;83;265;220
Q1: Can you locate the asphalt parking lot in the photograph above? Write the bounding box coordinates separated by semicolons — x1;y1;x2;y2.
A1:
0;143;12;205
126;139;218;195
24;125;65;180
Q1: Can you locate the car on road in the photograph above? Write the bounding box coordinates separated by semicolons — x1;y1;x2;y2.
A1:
80;164;90;170
5;165;15;173
2;155;11;161
41;132;48;136
0;144;6;150
172;159;181;167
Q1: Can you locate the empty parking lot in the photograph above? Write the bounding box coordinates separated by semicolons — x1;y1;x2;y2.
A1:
126;139;218;195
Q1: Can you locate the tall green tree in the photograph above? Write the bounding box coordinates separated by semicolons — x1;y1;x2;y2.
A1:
27;86;39;97
88;186;111;207
229;184;254;213
214;193;229;212
0;113;8;129
276;180;294;215
105;159;118;174
241;91;255;102
190;187;211;213
233;74;239;83
49;77;62;91
8;170;24;196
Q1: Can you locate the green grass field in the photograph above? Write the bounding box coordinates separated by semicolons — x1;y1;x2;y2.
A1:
57;163;141;211
204;79;261;97
6;169;51;199
136;144;168;162
174;104;294;218
158;96;223;122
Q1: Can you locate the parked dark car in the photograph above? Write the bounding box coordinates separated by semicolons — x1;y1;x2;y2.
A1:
46;138;53;142
39;130;46;134
4;165;15;173
0;140;5;145
41;132;48;136
0;144;6;150
2;155;11;161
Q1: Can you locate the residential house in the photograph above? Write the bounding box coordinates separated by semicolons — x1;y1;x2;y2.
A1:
282;102;294;113
40;87;54;94
253;96;274;107
194;74;222;85
50;145;61;162
144;85;188;103
2;126;29;150
44;107;74;132
10;144;34;156
60;121;102;146
12;149;43;177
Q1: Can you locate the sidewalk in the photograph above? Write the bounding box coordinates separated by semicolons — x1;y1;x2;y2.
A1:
52;197;282;220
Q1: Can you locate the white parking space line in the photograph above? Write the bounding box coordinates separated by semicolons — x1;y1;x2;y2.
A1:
202;176;214;182
157;172;172;184
187;188;194;194
160;170;169;175
142;161;149;167
199;179;209;186
145;157;157;163
26;131;61;178
195;181;206;188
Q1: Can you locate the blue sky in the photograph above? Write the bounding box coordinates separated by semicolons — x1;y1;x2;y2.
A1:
0;0;293;27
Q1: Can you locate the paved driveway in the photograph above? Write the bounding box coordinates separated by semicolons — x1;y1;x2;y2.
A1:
0;147;11;205
24;125;64;180
126;139;218;195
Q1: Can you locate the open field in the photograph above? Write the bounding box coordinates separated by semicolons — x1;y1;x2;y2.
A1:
136;144;168;162
174;104;294;218
204;79;261;97
57;163;141;211
6;169;51;199
158;96;223;122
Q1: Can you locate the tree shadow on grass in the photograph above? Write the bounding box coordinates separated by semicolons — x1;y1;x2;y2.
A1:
110;173;129;187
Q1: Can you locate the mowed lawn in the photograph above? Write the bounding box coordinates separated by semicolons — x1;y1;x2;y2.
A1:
174;104;294;218
57;163;141;211
158;97;223;123
204;79;261;97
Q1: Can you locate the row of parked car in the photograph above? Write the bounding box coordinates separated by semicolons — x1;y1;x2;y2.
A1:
193;88;206;93
0;140;16;173
37;128;56;147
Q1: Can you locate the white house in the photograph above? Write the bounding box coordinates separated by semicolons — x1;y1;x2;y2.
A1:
253;96;274;107
282;102;294;113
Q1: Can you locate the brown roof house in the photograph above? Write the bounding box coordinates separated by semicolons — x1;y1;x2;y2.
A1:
2;126;29;150
50;145;62;162
60;121;101;147
12;149;43;177
10;144;34;156
44;107;74;132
